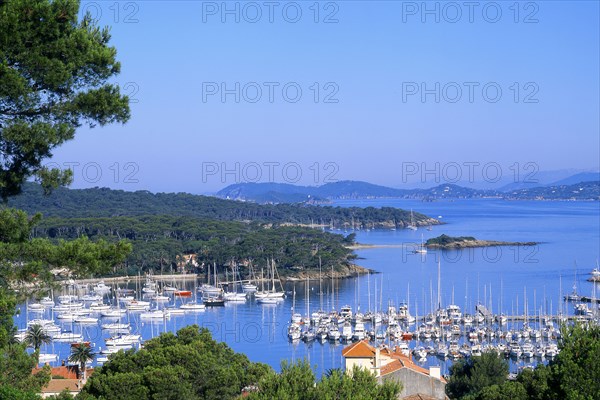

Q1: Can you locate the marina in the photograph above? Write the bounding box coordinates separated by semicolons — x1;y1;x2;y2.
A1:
13;198;600;376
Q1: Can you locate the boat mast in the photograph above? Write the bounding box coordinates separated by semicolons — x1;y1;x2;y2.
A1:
319;256;323;311
367;270;371;313
331;264;335;311
271;258;275;293
306;277;310;318
214;262;217;287
380;274;383;314
437;259;441;311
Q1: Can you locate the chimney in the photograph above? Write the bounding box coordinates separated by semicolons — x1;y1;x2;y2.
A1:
429;366;441;379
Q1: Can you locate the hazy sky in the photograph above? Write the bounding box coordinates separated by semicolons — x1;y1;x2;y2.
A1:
49;1;600;193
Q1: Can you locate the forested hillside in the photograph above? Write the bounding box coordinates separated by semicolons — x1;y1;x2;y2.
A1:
10;183;438;229
7;184;439;277
31;215;357;277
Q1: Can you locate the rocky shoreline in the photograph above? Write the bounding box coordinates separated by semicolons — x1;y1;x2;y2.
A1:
427;240;539;249
281;264;372;282
54;265;371;287
346;243;403;250
283;217;443;231
58;274;199;285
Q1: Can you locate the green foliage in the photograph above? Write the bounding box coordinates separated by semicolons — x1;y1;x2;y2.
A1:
446;351;509;399
0;1;132;396
0;208;41;243
29;215;356;275
0;0;130;200
550;323;600;400
249;360;315;400
426;234;477;246
247;361;401;400
447;324;600;400
475;381;528;400
79;325;272;400
10;183;433;228
68;344;95;380
0;344;50;393
24;324;51;352
0;208;132;281
0;208;129;397
48;389;74;399
0;287;17;348
515;364;552;400
79;372;149;400
0;384;41;400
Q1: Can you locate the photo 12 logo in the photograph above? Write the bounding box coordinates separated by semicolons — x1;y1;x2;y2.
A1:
80;1;140;24
201;321;284;344
401;82;539;104
401;1;539;24
201;1;340;24
120;82;140;104
201;82;339;104
400;244;540;264
201;161;339;184
44;161;140;184
401;162;539;184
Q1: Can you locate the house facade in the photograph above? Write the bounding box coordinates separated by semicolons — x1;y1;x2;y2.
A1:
342;340;448;400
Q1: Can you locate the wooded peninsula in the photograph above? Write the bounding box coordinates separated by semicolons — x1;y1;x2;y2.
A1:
8;183;440;279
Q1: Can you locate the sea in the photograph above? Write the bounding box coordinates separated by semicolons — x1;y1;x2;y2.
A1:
14;199;600;376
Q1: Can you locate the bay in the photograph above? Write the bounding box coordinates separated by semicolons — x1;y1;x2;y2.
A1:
14;199;600;375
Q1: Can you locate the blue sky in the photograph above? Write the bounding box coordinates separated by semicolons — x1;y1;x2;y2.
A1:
49;1;600;193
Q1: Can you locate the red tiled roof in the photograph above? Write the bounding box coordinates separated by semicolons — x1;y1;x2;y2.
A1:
341;340;376;358
33;365;95;380
33;366;78;379
41;379;80;393
342;342;446;383
380;359;403;375
382;350;446;382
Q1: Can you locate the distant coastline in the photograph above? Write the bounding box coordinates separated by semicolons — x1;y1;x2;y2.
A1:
216;179;600;204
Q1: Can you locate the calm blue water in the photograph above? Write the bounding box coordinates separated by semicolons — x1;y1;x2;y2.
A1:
14;199;600;375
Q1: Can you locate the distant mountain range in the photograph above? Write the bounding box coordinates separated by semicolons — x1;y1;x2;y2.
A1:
498;171;600;192
393;169;599;191
217;177;600;203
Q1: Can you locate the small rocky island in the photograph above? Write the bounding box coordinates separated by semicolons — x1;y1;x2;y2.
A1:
425;234;538;249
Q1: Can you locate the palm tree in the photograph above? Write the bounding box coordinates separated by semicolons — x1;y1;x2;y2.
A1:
24;324;51;359
68;343;95;381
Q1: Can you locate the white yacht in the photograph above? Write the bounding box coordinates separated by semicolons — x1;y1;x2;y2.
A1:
74;316;98;324
125;300;151;311
140;309;170;319
93;282;111;293
38;353;58;364
89;302;111;311
353;321;366;341
180;302;206;311
241;283;258;293
28;303;46;312
102;323;130;330
40;297;55;307
287;323;301;341
106;334;141;346
80;294;102;302
223;292;247;302
328;325;341;341
100;308;127;318
53;332;83;342
522;341;535;358
340;322;353;342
